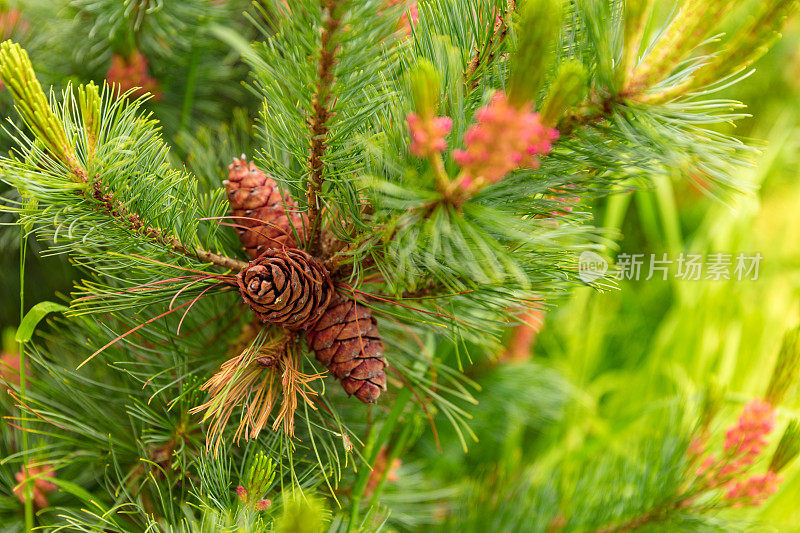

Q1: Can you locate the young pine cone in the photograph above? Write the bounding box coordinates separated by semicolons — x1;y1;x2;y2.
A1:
305;293;387;403
237;249;333;330
225;156;307;258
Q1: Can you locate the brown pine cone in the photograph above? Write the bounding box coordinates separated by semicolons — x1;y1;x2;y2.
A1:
305;293;387;403
225;155;307;258
237;249;333;330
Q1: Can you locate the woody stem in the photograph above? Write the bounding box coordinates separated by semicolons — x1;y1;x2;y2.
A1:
306;0;344;256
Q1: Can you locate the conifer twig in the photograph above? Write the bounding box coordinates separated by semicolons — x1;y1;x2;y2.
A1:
464;1;515;91
88;179;248;271
306;0;344;257
0;40;248;272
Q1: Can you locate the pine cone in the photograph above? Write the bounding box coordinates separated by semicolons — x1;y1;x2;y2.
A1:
305;293;387;403
225;156;307;258
237;249;333;330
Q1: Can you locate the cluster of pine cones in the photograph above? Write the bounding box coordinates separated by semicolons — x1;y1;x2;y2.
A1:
225;157;387;403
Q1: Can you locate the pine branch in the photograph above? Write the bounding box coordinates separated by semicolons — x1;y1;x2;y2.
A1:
306;0;345;257
464;1;516;92
87;177;247;271
640;0;797;105
0;41;247;273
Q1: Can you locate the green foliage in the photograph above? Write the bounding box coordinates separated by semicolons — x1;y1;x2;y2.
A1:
0;0;798;531
507;0;562;106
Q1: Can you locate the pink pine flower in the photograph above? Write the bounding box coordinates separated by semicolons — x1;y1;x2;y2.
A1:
682;398;783;511
407;112;453;158
402;2;419;32
725;471;782;507
724;399;776;461
364;447;402;498
106;50;162;101
255;499;272;510
236;485;248;503
13;464;56;508
454;92;558;190
0;9;28;41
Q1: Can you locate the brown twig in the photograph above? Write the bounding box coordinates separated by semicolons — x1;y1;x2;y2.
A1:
306;0;344;257
464;1;516;91
85;180;248;271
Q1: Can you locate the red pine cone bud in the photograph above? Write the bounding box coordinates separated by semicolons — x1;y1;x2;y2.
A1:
225;156;307;258
105;50;162;100
305;293;387;403
237;249;333;330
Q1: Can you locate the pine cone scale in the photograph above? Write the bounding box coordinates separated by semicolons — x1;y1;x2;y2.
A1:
308;323;347;350
350;358;386;380
306;293;387;403
341;379;382;403
226;156;307;258
331;338;370;364
312;302;350;331
336;319;378;340
237;249;332;330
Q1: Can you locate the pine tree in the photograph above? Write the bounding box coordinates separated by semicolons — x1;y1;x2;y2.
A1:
1;0;799;531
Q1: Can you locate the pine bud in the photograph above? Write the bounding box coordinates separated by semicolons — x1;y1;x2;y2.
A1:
627;0;737;95
407;58;441;119
769;421;800;474
245;451;276;500
765;325;800;408
712;2;795;80
616;0;654;88
407;112;452;157
540;60;588;127
77;82;102;158
507;0;563;108
0;41;81;174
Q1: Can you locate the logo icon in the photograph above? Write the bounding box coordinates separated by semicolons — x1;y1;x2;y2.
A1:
578;251;608;283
